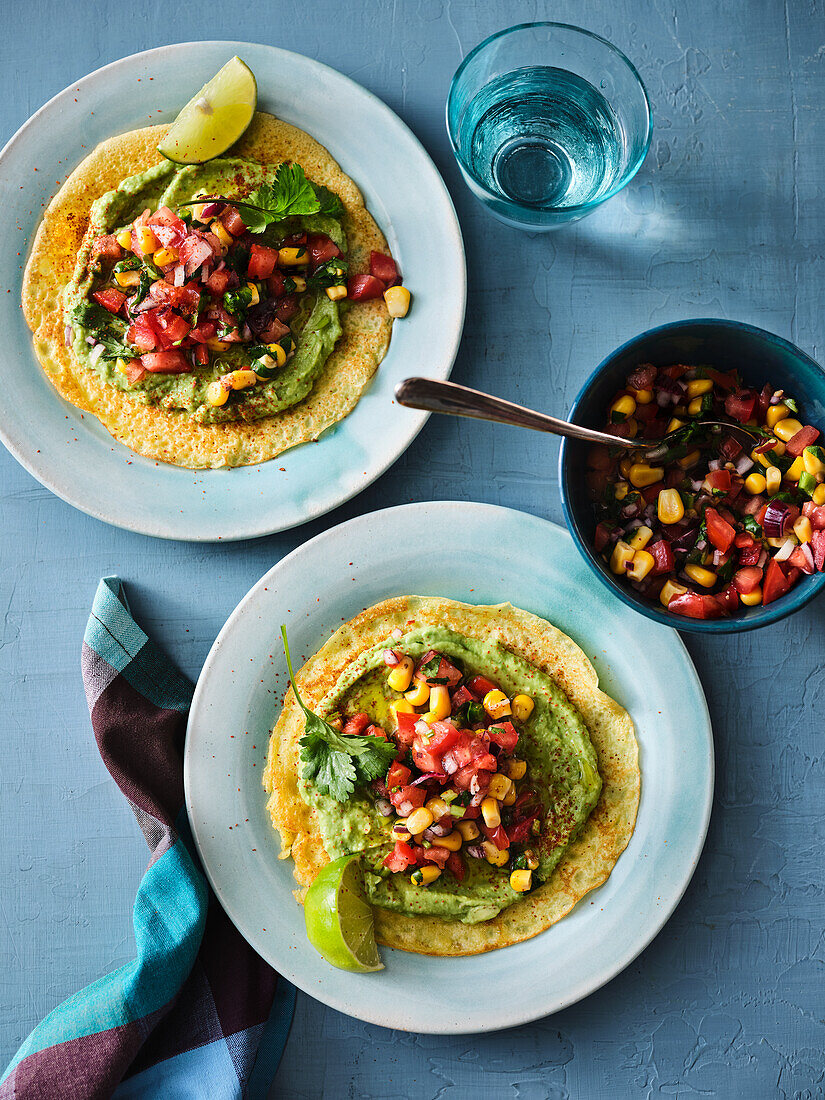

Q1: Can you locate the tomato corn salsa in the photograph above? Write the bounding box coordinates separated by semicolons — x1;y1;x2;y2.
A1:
334;648;543;895
72;160;409;422
587;362;825;620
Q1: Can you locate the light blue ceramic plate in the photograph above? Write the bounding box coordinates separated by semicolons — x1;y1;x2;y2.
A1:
185;502;714;1033
0;42;465;540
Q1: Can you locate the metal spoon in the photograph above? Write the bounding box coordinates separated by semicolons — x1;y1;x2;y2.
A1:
394;377;764;452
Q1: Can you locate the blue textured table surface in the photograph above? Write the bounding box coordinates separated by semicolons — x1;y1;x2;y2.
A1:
1;2;823;1097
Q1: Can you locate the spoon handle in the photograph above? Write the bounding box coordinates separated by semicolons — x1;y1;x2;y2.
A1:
394;377;634;448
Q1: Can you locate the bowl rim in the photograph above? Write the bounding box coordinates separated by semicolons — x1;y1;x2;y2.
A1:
445;21;653;215
558;317;825;634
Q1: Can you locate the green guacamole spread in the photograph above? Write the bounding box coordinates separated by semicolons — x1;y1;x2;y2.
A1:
301;626;602;924
64;158;345;424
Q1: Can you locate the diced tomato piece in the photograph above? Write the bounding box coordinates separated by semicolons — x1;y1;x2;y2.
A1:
467;675;498;696
342;712;371;737
732;566;763;594
787;546;815;574
756;504;769;526
386;761;411;789
802;503;825;529
757;383;773;416
812;529;825;571
594;522;612;553
480;823;510;850
383;840;418;873
147;207;187;248
140;349;192;374
148;281;201;314
506;811;541;846
205;270;232;297
347;274;385;301
725;390;757;423
91;234;124;263
260;317;291;343
194;344;209;367
364;724;387;740
634;401;659;424
148;205;185;230
394;710;418;749
704;507;736;554
785;425;820;458
220;207;246;235
153;311;191;344
445;851;466;882
247;243;279;279
488;721;518;753
704;469;732;494
127;316;158;352
627;363;657;390
641;484;661;505
275;295;299;323
706;367;738;392
716;584;740;613
369;250;400;287
416;651;462;688
762;559;799;605
420;845;451;867
306;233;342;270
734;531;756;549
649;540;675;576
661;365;688;380
390;784;426;811
123;360;146;385
450;684;478;712
266;271;287;297
92;288;126;314
667;591;725;619
412;721;460;773
737;544;762;566
189;321;217;344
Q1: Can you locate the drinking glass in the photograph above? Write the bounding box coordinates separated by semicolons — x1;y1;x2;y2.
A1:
447;23;652;229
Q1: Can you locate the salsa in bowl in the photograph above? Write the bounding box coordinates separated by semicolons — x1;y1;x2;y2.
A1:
559;320;825;633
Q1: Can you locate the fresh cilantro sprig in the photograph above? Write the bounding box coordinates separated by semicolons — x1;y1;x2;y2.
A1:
177;163;344;232
281;626;397;802
70;303;137;361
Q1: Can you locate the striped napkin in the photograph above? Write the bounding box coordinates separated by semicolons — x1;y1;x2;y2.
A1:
0;577;294;1099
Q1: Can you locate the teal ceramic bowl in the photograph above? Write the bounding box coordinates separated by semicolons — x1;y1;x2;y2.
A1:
559;319;825;634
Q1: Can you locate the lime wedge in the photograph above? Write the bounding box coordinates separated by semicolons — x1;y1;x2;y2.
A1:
303;855;384;973
158;56;257;164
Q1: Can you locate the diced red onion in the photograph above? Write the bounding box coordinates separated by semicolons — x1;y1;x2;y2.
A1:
64;325;73;347
85;335;96;346
465;845;485;860
391;627;403;640
392;822;410;836
201;201;224;218
774;537;796;562
409;772;446;787
695;538;707;551
757;549;768;568
442;752;458;775
396;800;414;817
708;458;721;471
769;390;784;404
88;343;105;365
173;264;186;286
656;390;672;407
375;799;393;817
382;649;400;667
800;543;815;572
241;324;252;341
423;823;451;840
690;479;704;491
621;502;639;519
712;549;728;566
414;720;430;737
762;500;793;538
734;453;754;475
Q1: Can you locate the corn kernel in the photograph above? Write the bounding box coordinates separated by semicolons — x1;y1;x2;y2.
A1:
793;516;812;544
389;700;416;724
405;807;433;836
633;388;654;404
766;404;790;429
657;488;685;525
686;378;713;398
246;281;260;306
619;457;634;479
628;525;653;550
803;447;825;476
685;564;717;587
627;549;655;581
387;656;414;692
677;449;701;469
116;229;133;250
384;285;411;318
206;338;233;352
611;394;637;420
457;819;480;842
667;417;686;434
411;865;441;886
326;285;347;301
153;247;178;266
502;786;517;806
480;797;501;829
766;536;790;549
610;540;635;574
506;758;527;781
814;484;825;505
523;849;540;871
622;418;639;439
687;397;704;416
266;342;288;367
137;226;157;254
628;463;664;488
115;357;128;375
279;246;308;267
483;689;511;719
510;869;532;892
660;579;688;608
740;587;763;606
674;405;688;416
745;472;767;495
290;276;307;293
487;773;513;800
439;831;463;852
765;466;782;495
425;797;450;821
228;369;257;391
774;418;803;443
426;685;451;722
784;456;805;482
114;270;140;287
511;694;534;722
206;380;230;407
482;841;509;866
404;680;430;706
211;221;233;250
614;483;630;501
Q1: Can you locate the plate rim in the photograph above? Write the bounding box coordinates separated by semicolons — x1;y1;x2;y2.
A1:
184;500;715;1033
0;41;466;541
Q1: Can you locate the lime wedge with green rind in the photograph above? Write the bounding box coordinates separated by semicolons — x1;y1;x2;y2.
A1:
158;56;257;164
303;855;384;973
